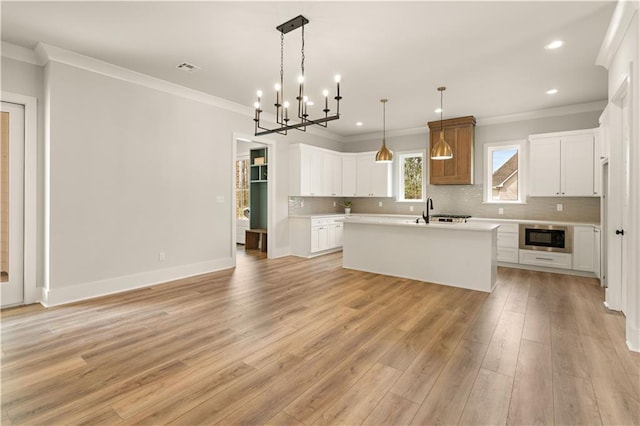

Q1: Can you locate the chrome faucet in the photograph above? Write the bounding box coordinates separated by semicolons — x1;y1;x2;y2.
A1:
422;197;434;224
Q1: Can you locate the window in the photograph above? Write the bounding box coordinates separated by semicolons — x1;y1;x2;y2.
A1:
398;151;425;202
235;157;250;218
483;140;526;203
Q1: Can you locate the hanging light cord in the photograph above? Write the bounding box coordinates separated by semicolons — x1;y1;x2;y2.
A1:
440;88;444;133
300;24;305;79
383;100;386;141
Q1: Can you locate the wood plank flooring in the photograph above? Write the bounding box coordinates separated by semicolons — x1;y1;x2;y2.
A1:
1;249;639;425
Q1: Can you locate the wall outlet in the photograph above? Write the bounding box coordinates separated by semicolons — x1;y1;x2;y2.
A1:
498;208;504;215
557;203;563;211
409;205;414;212
378;201;383;207
158;251;165;262
333;201;336;207
301;200;304;208
216;195;224;203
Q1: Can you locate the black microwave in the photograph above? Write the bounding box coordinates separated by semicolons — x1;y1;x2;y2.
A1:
519;224;573;253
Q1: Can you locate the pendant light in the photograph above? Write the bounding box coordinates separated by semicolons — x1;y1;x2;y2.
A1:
375;99;393;163
431;86;453;160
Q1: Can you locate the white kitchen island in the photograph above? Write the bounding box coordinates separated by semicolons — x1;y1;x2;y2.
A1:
342;217;499;293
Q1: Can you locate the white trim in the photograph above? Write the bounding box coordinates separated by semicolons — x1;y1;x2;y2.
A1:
396;150;426;203
0;92;38;305
596;1;639;69
483;140;527;204
232;132;278;260
528;127;599;140
41;257;234;307
342;101;607;143
1;42;43;66
627;321;640;352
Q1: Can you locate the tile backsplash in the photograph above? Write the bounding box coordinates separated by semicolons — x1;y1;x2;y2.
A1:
289;185;600;223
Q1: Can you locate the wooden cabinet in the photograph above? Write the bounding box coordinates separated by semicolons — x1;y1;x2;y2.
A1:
355;152;392;197
529;129;597;197
428;116;475;185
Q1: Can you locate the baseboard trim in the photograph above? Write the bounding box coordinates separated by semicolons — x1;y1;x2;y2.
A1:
627;322;640;353
41;257;234;307
497;262;598;278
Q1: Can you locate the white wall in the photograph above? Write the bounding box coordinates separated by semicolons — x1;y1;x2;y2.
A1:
602;6;639;351
2;42;342;305
45;60;242;301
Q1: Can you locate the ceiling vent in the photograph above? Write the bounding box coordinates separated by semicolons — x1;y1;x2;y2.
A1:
176;62;200;72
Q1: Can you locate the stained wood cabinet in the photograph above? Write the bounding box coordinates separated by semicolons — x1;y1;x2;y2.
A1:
428;116;475;185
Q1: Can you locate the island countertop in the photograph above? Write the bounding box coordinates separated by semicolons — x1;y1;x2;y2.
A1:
342;217;498;293
342;215;499;232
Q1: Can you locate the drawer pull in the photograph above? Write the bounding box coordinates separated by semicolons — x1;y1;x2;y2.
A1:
536;257;554;261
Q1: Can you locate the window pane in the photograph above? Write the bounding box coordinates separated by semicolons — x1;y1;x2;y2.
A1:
235;159;250;218
403;156;422;200
491;149;518;201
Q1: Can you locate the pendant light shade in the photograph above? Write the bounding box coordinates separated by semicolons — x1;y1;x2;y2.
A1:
431;131;453;160
376;99;393;163
431;87;453;160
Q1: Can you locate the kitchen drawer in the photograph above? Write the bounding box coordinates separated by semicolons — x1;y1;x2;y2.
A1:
519;249;572;269
497;223;519;233
497;247;519;263
497;232;519;248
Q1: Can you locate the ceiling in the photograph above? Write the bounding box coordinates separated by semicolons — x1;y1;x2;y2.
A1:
1;1;615;138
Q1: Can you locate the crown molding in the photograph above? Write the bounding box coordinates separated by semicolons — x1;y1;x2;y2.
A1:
596;1;639;69
32;42;340;140
1;41;43;66
342;100;607;143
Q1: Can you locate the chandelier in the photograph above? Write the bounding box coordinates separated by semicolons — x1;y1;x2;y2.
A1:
253;15;342;136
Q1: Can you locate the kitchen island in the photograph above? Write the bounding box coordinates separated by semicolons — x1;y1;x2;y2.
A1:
342;216;499;293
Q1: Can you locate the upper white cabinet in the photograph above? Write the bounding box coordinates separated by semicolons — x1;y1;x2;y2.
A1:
529;129;598;197
290;144;342;196
355;152;392;197
342;154;357;197
290;145;391;197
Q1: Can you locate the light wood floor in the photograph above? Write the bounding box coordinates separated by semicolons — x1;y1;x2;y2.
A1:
2;249;639;425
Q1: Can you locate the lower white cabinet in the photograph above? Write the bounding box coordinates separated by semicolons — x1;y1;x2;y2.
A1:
519;250;573;269
496;223;519;263
573;225;597;273
290;216;344;258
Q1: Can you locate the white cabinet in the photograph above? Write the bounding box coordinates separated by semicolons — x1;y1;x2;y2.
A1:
356;152;392;197
290;144;342;196
342;155;357;197
324;151;342;197
573;225;597;273
529;129;598;197
519;250;572;269
289;216;345;257
496;223;519;263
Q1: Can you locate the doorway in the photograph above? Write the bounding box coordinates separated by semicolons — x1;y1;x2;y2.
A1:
232;134;275;265
1;101;25;307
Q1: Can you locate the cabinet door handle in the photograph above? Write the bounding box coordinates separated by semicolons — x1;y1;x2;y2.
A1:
616;229;624;236
536;257;554;261
556;192;560;195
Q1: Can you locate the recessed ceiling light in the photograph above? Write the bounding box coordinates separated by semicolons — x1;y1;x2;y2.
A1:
434;108;443;113
544;40;564;50
356;122;363;126
546;88;559;95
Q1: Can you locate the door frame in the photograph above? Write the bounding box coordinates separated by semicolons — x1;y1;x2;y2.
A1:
1;92;38;305
231;132;276;264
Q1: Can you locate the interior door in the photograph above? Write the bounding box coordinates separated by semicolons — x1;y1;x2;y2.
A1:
1;102;25;307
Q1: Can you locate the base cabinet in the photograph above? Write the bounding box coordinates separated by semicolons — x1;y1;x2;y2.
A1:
290;216;345;258
519;250;573;269
573;225;597;273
